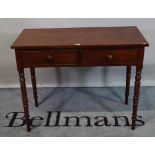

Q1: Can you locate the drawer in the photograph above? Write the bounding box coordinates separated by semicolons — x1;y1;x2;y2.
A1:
22;50;78;66
81;49;138;65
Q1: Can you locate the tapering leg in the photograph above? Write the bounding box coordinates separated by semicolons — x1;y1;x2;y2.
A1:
30;67;38;107
131;67;142;130
18;70;31;132
125;66;131;105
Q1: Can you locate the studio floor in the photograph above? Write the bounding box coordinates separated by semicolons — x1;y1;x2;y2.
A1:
0;87;155;137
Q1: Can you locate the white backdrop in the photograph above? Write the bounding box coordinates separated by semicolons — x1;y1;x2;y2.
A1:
0;18;154;88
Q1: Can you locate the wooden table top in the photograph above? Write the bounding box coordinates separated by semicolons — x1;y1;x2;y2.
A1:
11;26;149;50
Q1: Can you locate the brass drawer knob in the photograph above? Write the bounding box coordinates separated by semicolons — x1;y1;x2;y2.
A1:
107;55;113;60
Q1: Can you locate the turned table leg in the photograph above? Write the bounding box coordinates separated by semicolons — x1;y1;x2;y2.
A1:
125;66;131;105
18;70;31;132
131;67;142;130
30;67;38;107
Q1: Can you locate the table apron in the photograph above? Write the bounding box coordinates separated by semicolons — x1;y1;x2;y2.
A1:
16;48;142;68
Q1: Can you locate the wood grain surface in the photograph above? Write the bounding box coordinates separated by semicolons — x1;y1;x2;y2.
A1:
11;27;149;50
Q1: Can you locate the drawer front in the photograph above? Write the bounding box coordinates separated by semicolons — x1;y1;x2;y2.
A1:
81;49;138;65
22;51;78;66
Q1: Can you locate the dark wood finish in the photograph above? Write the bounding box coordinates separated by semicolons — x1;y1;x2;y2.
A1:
81;49;138;65
18;70;30;132
125;66;131;105
22;50;79;67
132;49;145;130
132;67;142;129
11;27;149;132
30;68;38;107
11;27;149;49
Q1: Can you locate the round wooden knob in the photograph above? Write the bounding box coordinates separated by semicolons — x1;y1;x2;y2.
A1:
48;55;53;61
107;55;113;60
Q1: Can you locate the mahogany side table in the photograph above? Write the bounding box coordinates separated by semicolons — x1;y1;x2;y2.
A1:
11;27;149;132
